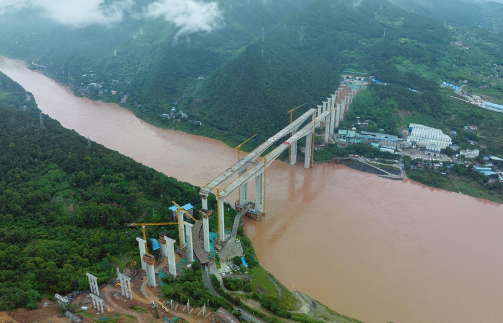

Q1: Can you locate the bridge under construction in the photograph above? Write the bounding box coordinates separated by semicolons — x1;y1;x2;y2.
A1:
199;87;357;248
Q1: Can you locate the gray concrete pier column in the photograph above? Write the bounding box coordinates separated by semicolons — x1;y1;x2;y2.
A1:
146;262;156;288
290;134;298;165
331;94;336;109
239;181;248;205
304;132;312;169
86;273;99;295
317;105;322;116
255;172;263;213
340;101;346;121
201;196;208;210
324;114;330;143
179;208;186;246
218;197;225;242
330;107;337;135
136;237;147;270
322;101;328;113
118;272;132;300
90;293;104;314
160;239;168;259
203;217;210;253
335;103;341;128
163;236;177;276
184;222;194;263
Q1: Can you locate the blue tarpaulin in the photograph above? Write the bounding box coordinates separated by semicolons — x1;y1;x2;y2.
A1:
150;238;160;251
241;256;248;267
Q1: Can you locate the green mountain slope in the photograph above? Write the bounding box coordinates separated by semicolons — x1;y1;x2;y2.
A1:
391;0;503;31
0;71;200;310
182;0;449;141
0;0;315;116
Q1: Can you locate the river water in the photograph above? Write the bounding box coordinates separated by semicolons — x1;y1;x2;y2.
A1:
1;57;502;323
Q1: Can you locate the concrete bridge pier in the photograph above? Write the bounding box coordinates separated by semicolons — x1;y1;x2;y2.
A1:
324;113;331;143
329;107;336;136
290;129;298;165
203;217;210;252
335;103;341;128
322;101;328;113
340;101;345;121
184;222;194;263
218;197;225;242
136;237;147;270
304;131;313;169
317;105;322;117
179;208;186;246
255;172;264;213
239;179;248;205
201;195;208;211
163;236;177;276
331;94;336;109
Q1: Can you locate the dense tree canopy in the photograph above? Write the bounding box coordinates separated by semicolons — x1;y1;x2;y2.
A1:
0;71;200;310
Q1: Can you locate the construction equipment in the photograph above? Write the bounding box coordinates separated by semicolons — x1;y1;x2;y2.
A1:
235;134;257;161
171;200;198;246
129;201;198;249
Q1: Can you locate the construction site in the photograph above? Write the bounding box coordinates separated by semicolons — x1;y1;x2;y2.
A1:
1;85;360;323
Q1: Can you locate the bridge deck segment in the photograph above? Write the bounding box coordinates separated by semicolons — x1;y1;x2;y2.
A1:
220;110;331;198
200;108;317;196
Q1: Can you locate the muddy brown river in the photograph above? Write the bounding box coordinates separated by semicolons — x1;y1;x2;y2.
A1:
1;57;502;323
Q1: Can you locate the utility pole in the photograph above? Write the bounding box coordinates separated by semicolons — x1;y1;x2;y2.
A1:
87;135;91;148
39;114;45;130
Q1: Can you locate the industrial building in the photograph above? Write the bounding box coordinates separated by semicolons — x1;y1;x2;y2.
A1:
407;124;452;153
481;102;503;113
460;149;479;158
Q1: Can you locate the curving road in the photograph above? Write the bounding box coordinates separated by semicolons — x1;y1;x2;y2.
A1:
201;266;265;323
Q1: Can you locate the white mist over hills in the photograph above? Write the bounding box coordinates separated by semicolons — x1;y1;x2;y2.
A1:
0;0;222;35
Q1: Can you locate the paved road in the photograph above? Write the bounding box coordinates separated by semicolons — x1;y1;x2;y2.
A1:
201;266;265;323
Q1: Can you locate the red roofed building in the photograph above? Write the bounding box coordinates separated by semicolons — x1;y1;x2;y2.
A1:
215;307;240;323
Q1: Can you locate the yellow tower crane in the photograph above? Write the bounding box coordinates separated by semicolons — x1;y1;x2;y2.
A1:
128;200;199;250
235;134;257;161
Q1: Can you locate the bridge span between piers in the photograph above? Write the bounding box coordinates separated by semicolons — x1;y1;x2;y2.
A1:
199;87;358;248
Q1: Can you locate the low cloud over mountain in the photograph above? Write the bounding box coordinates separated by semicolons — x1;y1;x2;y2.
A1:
0;0;222;35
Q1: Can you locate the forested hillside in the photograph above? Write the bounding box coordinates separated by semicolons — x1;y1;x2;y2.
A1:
181;0;450;141
0;0;315;119
0;71;200;310
392;0;503;32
